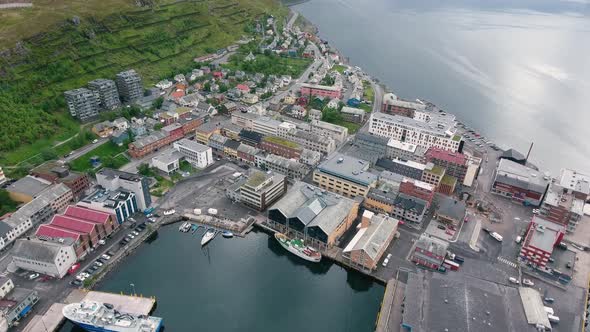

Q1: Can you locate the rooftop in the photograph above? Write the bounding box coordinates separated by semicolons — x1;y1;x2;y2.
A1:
153;150;183;165
415;234;448;257
501;148;526;162
387;139;417;153
97;168;144;182
175;138;210;153
263;135;300;149
197;120;223;133
426;147;466;165
269;182;358;236
316;153;377;187
82;188;133;209
265;154;308;173
543;183;585;215
381;93;426;110
393;193;427;214
440;174;457;186
558;168;590;196
130;131;168;149
224;139;241;150
12;238;68;263
300;82;341;92
426;164;445;176
64;206;110;224
6;175;51;197
343;213;398;260
3;184;71;228
495;159;550;194
311;120;348;134
340;106;365;115
525;215;565;253
437;197;466;221
371;111;457;137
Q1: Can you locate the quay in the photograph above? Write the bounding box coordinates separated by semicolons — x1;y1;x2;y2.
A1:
22;290;156;331
183;213;256;237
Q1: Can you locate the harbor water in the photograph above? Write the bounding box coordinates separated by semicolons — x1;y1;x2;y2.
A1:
295;0;590;174
60;226;383;332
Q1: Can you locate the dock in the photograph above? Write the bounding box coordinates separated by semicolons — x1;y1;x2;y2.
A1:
22;290;156;331
183;214;255;237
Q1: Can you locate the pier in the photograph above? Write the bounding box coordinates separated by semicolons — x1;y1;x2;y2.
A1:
22;290;156;331
183;213;256;237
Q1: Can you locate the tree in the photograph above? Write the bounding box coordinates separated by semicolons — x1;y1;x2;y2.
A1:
203;82;211;92
0;189;18;216
138;163;152;176
154;123;164;131
152;97;164;109
40;148;58;161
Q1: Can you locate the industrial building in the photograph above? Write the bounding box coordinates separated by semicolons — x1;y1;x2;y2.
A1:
77;189;137;224
519;216;565;268
411;234;448;270
11;238;77;278
491;159;550;206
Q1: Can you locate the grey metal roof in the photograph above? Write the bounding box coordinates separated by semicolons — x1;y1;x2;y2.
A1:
527;216;565;252
415;234;448;258
224;139;241;150
393;193;426;214
131;131;168;149
12;238;63;263
316;153;377;186
0;222;13;238
3;183;71;228
340;106;365;115
153;150;183;164
344;213;398;260
269;182;358;236
436;196;466;221
371;110;456;137
501;148;526;162
97;168;143;182
6;176;51;198
495;159;550;194
355;131;389;145
175;138;210;152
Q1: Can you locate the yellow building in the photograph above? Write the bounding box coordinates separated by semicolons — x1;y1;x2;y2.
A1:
312;153;377;198
195;121;221;145
421;163;446;188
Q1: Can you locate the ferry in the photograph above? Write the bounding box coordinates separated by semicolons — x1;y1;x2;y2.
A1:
201;229;216;246
62;301;163;332
274;233;321;263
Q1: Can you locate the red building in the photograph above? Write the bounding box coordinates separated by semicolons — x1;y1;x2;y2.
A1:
236;84;250;93
128;123;184;158
64;205;117;238
260;136;302;159
381;93;424;117
179;116;206;136
399;178;435;208
426;147;468;182
213;71;224;79
300;83;342;99
411;234;448;270
519;216;565;268
30;162;90;199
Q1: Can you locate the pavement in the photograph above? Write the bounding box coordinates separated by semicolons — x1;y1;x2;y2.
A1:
63;137;109;162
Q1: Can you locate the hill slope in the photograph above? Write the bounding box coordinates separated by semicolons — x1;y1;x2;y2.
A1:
0;0;286;166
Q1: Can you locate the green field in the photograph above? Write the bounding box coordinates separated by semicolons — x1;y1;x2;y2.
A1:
69;141;129;172
0;0;287;167
363;80;374;102
332;64;347;74
224;47;312;77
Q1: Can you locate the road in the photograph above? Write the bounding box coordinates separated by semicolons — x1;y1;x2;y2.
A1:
63;137;109;162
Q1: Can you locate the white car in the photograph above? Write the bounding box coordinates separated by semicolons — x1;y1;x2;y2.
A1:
382;258;389;267
132;231;139;236
28;273;40;280
163;209;176;216
532;209;540;214
101;254;111;260
508;277;520;284
94;261;103;267
386;253;392;260
92;139;98;144
523;279;534;287
98;239;106;245
127;234;135;239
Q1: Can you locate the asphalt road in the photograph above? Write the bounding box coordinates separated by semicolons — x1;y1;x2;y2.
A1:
63;137;109;162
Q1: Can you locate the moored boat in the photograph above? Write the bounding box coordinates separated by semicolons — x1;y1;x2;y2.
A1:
63;300;163;332
201;229;216;246
222;231;234;238
274;233;321;263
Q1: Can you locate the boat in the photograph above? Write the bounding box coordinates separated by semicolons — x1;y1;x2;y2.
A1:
178;222;191;233
222;231;234;238
201;229;216;246
274;233;321;263
63;301;163;332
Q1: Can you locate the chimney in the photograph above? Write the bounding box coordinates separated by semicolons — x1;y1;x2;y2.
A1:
361;210;374;228
525;142;534;163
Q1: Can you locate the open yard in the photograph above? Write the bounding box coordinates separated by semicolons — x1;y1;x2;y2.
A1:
69;142;129;172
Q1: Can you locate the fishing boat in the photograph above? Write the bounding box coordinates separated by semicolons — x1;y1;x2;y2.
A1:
222;231;234;238
274;233;321;263
201;229;216;246
63;301;163;332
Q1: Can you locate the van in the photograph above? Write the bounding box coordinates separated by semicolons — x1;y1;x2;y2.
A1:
454;256;465;264
515;236;522;244
548;315;559;323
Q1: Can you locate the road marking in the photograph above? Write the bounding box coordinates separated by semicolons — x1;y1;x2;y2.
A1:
497;256;518;268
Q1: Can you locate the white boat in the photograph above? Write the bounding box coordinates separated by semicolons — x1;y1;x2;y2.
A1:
178;222;191;232
201;229;216;246
274;233;321;263
63;301;163;332
222;231;234;238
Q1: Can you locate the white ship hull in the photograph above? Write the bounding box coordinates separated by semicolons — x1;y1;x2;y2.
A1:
201;230;215;246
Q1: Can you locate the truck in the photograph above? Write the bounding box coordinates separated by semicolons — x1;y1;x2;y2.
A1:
208;208;218;215
490;232;503;242
544;307;554;315
548;315;560;323
443;259;460;271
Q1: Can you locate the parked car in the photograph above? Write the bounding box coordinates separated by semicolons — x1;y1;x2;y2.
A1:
508;277;520;284
437;225;446;230
98;239;106;245
70;280;82;286
566;261;572;269
544;297;555;304
382;258;389;267
453;256;465;264
92;139;98;144
94;261;103;267
132;231;139;236
101;254;111;260
28;273;40;280
557;242;568;250
445;230;454;236
127;234;135;239
464;217;469;223
523;279;534;286
107;250;116;256
120;239;128;246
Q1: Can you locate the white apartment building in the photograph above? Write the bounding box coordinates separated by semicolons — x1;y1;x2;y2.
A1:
252;117;282;136
173;138;214;169
310;120;348;143
369;112;461;152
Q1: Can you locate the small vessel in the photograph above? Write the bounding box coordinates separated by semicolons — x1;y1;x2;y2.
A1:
222;231;234;238
201;229;216;246
178;222;191;233
63;301;163;332
274;233;321;263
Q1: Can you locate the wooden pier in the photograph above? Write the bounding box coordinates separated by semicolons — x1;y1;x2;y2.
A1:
183;214;255;237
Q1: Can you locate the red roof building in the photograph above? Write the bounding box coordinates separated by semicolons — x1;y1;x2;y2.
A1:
171;90;185;101
50;215;99;246
36;224;89;258
425;147;468;182
64;205;117;238
213;71;224;79
236;84;250;93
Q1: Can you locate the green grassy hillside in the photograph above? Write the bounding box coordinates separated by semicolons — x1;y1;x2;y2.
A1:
0;0;286;168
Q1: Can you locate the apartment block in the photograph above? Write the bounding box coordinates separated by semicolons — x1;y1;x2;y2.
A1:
116;69;143;102
313;153;377;198
88;78;121;110
64;88;101;122
96;168;151;211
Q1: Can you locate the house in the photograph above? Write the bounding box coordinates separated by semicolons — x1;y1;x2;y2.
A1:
112;117;129;131
110;129;129;146
236;84;250;94
327;98;340;109
156;80;173;89
12;238;77;278
189;69;204;81
152;150;183;174
287;105;307;120
196;102;216;115
212;71;224;79
435;197;466;226
241;93;259;104
92;121;114;138
179;92;205;107
174;74;186;83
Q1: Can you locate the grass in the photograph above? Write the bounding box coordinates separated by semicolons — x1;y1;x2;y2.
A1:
224;53;312;77
363;80;374;102
264;135;300;148
330;120;361;134
358;103;372;113
69;141;129;172
0;0;287;165
333;64;347;74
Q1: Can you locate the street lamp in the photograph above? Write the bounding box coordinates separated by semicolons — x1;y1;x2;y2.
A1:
130;283;136;295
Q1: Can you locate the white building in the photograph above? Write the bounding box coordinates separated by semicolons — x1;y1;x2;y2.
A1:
253;117;282;136
152;150;183;174
173;138;214;169
96;168;151;211
12;238;77;278
0;166;6;185
0;277;14;299
156;80;172;89
369;112;461;152
310;120;349;143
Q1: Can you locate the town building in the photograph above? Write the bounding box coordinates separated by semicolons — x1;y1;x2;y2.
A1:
0;287;39;328
236;144;259;165
425;147;468;183
11;238;76;278
30;161;90;199
391;193;428;224
463;154;482;187
381;92;425;117
208;133;228;153
263;154;309;180
299;149;321;167
0;277;14;299
342;211;399;271
411;234;448;270
500;148;527;165
92;121;114;137
96;168;151;211
64;88;101;122
5;175;52;203
438;175;457;195
519;216;565;268
77;189;137;224
253;117;282;136
151;150;182;174
491;159;550;206
540;183;585;233
231;112;259;130
364;182;400;214
310;120;349;143
313;153;377;198
227;171;287;211
375;158;426;180
241;93;259;104
369;111;461;152
238;130;264;147
220;123;242;140
309;109;322;122
173;138;213;169
399;177;435;208
556;168;590;200
88;78;121;110
340;106;365;123
223;140;241;159
299;83;342;99
277;126;336;155
354;132;388;161
421;163;446;188
260;136;302;159
435;197;466;226
267;182;360;250
116;69;143;103
127;129;181;159
386;139;426;163
0;184;72;251
195;121;222;146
